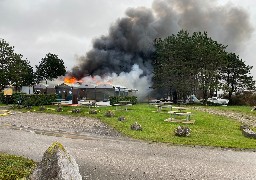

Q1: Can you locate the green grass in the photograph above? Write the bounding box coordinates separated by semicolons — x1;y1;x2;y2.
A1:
0;153;35;179
12;104;256;149
96;104;256;149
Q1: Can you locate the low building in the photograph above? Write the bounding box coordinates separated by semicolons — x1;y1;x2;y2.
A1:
95;84;115;101
34;84;56;94
21;86;34;94
78;83;96;100
55;83;79;104
32;81;135;104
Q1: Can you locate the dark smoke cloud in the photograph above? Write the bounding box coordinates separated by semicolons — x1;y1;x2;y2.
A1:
72;0;253;79
72;6;157;79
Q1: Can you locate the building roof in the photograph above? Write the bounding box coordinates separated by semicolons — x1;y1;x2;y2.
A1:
78;84;96;89
34;84;47;89
96;84;115;89
114;85;127;91
34;83;56;89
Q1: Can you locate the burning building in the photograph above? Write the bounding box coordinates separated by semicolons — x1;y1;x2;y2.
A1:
78;83;96;100
33;75;136;104
55;83;79;104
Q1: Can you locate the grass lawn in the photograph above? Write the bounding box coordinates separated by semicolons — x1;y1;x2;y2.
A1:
0;153;35;179
21;103;256;150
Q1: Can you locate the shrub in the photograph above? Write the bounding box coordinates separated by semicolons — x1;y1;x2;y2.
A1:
227;92;256;106
0;93;21;104
109;96;137;106
0;93;57;106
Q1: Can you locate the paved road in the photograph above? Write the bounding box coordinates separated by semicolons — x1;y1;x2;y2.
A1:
1;127;256;180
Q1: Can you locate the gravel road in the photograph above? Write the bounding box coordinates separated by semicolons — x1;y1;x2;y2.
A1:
0;111;256;179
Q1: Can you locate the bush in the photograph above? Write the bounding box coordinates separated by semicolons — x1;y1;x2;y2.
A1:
0;93;57;106
109;96;137;105
228;92;256;106
0;93;16;104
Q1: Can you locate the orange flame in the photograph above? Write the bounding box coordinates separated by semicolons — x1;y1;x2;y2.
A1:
64;76;78;84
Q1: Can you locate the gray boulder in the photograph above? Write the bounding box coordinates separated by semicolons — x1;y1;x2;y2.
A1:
174;126;191;137
131;122;142;131
242;128;256;139
30;142;82;180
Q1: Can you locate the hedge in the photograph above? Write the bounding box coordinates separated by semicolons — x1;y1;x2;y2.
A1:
109;96;137;105
0;93;57;106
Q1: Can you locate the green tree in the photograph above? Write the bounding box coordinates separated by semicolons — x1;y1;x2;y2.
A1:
35;53;66;83
0;38;35;90
153;30;196;103
153;30;227;103
221;52;255;104
191;32;227;103
8;54;34;89
153;31;255;104
0;38;15;88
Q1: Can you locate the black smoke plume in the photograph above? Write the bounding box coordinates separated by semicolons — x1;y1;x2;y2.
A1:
72;0;253;81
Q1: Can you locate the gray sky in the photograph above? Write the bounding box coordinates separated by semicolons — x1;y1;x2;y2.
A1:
1;0;255;77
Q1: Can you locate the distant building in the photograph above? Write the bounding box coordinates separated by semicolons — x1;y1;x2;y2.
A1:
21;86;34;94
78;83;96;100
55;83;79;104
34;84;56;94
31;82;137;104
95;84;115;101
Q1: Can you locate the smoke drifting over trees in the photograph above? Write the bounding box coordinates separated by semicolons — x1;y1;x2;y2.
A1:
71;0;253;99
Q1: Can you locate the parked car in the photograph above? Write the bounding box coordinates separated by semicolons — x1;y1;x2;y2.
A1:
207;97;229;105
186;95;201;104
